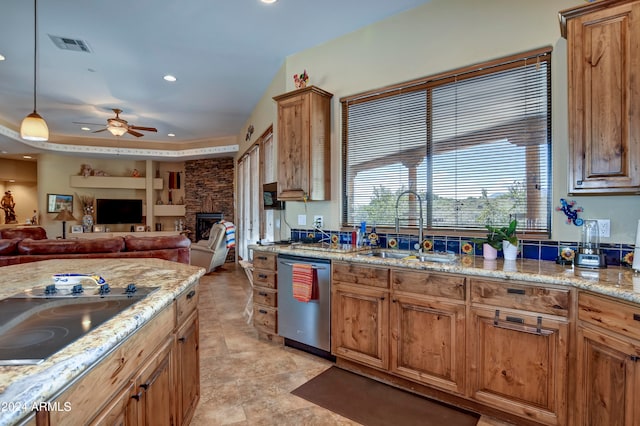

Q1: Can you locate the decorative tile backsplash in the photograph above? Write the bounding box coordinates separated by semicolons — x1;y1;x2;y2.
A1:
290;228;635;267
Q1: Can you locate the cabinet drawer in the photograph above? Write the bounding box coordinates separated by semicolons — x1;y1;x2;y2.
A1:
470;279;569;317
333;262;389;288
253;305;277;333
253;252;277;271
253;287;277;307
579;292;640;341
253;269;277;289
391;269;465;300
176;283;199;326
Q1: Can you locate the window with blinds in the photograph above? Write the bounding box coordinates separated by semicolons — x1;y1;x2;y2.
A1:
342;48;551;233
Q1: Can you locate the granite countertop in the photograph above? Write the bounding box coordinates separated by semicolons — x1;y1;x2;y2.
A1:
0;258;205;426
251;244;640;304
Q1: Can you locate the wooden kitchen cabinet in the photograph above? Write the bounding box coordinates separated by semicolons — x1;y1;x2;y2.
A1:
560;0;640;194
89;381;136;426
252;251;280;341
273;86;333;201
575;292;640;425
468;279;570;426
43;282;200;426
331;262;389;370
130;337;175;426
175;310;199;426
389;269;466;395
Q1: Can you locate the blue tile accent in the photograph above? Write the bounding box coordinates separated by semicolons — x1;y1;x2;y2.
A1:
287;229;635;265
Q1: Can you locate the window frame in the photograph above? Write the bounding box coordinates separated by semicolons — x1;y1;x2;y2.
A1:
341;47;552;235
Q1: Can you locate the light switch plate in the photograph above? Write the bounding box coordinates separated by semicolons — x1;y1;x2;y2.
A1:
298;215;306;226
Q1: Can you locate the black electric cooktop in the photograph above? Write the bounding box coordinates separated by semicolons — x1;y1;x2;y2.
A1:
0;282;158;366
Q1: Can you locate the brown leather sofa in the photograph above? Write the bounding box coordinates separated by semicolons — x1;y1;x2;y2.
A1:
0;227;191;267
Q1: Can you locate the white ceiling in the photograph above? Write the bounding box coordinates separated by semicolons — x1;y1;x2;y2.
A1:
0;0;432;160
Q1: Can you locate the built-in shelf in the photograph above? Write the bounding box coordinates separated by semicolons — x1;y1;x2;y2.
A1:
154;204;186;217
70;175;163;190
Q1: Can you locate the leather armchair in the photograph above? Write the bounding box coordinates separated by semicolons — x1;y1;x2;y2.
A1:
190;223;228;273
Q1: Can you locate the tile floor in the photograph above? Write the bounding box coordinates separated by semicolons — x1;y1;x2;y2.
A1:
190;263;503;426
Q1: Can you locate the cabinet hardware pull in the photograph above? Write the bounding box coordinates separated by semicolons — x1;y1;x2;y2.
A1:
631;355;640;362
257;256;267;260
186;290;196;299
493;314;550;336
258;291;268;296
259;309;267;314
131;391;143;401
633;314;640;322
258;274;267;279
577;180;582;185
178;337;186;343
140;382;150;390
494;309;500;326
507;288;525;295
380;296;385;301
506;316;524;324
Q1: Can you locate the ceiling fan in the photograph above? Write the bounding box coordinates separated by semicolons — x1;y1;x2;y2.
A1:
74;108;158;137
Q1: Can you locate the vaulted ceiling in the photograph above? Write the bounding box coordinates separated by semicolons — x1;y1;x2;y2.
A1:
0;0;432;160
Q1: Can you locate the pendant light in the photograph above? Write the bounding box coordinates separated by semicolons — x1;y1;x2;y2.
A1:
20;0;49;141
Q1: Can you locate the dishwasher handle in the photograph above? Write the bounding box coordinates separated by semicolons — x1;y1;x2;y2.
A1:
280;261;327;270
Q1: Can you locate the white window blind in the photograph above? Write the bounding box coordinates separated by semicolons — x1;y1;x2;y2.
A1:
342;48;551;233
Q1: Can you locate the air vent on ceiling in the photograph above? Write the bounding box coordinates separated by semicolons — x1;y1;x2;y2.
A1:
48;35;92;53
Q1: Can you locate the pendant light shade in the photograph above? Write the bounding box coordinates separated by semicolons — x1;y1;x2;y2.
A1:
20;0;48;142
21;112;49;141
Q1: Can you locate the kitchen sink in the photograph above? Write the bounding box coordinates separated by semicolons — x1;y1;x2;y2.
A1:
358;250;457;263
358;250;412;259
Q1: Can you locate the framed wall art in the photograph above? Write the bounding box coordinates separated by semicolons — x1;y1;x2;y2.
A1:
47;194;73;213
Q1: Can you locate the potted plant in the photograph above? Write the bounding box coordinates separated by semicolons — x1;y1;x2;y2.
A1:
473;227;503;260
487;219;519;260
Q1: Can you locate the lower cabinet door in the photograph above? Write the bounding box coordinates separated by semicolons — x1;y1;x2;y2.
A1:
576;325;640;426
89;381;137;426
133;337;175;426
468;307;568;426
390;294;465;394
176;311;200;426
331;283;389;370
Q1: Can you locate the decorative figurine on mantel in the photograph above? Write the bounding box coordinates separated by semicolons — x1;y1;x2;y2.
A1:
293;69;309;89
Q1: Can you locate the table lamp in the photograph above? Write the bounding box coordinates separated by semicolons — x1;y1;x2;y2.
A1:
54;208;77;239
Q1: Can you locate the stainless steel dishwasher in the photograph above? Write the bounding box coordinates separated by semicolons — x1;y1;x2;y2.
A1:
277;254;333;358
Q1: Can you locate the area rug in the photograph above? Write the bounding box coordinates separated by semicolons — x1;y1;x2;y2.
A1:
292;367;479;426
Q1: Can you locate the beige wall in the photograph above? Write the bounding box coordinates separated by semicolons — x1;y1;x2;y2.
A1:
238;0;640;244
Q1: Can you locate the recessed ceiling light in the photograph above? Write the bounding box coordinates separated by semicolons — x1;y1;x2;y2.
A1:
0;54;5;61
168;133;175;137
163;75;177;82
23;155;32;159
261;0;277;3
9;180;15;183
81;127;91;131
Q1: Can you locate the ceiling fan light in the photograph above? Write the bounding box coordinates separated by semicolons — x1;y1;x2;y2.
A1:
107;126;127;137
20;111;49;141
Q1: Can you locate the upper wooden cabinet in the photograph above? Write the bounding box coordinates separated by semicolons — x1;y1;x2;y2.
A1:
273;86;333;201
560;0;640;194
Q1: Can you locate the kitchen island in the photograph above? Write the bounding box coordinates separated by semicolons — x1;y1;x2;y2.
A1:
252;243;640;426
0;258;205;426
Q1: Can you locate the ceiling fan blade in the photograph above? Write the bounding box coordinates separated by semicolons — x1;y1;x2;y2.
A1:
127;129;144;138
129;125;157;132
92;128;109;133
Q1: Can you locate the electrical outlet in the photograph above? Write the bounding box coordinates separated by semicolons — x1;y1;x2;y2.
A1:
596;219;611;238
314;215;324;228
297;215;306;226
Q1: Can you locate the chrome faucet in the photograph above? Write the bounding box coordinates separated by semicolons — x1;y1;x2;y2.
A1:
395;190;424;252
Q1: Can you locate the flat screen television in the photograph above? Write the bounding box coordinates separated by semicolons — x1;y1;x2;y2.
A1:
96;199;143;224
